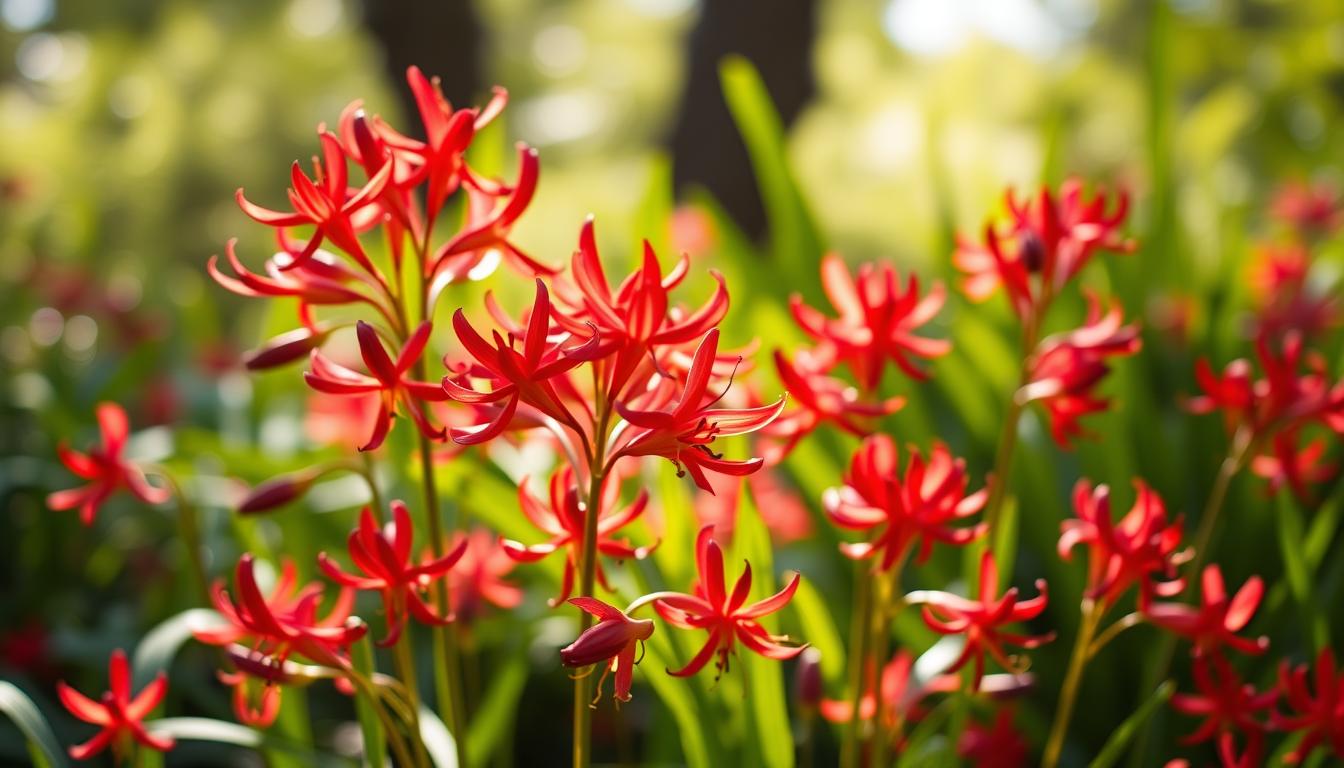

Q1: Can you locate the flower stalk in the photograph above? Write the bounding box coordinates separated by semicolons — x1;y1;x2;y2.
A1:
1042;598;1102;768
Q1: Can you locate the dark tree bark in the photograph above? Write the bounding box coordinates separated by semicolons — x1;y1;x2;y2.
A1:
668;0;819;239
360;0;482;130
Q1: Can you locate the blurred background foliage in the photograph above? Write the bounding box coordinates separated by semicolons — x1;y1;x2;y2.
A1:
2;0;1344;765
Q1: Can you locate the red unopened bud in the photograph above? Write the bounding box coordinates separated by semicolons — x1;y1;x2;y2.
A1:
561;597;654;703
351;109;386;174
244;326;331;371
238;467;322;514
794;647;823;710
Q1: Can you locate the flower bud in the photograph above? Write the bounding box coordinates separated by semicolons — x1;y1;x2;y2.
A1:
560;610;654;669
794;647;823;711
243;326;331;371
238;467;323;514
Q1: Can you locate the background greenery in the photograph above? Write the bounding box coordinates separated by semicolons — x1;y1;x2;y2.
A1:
2;0;1344;765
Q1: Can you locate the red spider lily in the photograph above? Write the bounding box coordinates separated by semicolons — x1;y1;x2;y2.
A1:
1057;480;1187;609
823;435;987;570
1270;180;1341;236
763;347;905;461
1189;331;1344;439
47;402;170;526
954;180;1132;322
958;709;1030;768
819;649;959;732
1247;244;1339;341
194;556;365;717
303;321;449;451
653;526;804;678
448;528;523;627
1170;654;1276;751
906;551;1053;691
611;329;784;492
693;470;814;545
236;130;391;273
430;144;555;280
504;467;654;605
1144;565;1268;657
444;278;605;444
561;597;655;703
1017;297;1142;446
305;389;381;446
57;649;173;761
1273;648;1344;764
318;502;468;646
788;254;948;389
550;219;728;398
1250;430;1334;503
208;239;387;313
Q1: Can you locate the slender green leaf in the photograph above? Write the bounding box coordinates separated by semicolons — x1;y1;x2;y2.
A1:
789;578;845;689
145;718;353;766
465;652;528;768
1088;681;1174;768
132;608;226;688
1277;491;1330;651
0;681;65;768
351;638;387;768
418;705;458;768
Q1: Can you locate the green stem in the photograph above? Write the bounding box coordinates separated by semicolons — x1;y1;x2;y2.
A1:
352;638;389;768
151;469;209;604
868;556;908;768
349;669;417;768
392;630;430;768
1042;599;1101;768
840;564;874;768
573;404;612;768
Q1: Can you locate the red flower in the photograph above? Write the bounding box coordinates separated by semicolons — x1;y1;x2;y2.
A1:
819;649;959;731
653;526;804;677
48;402;170;526
1250;430;1334;503
1058;479;1187;609
823;435;987;570
444;278;605;444
194;556;366;726
504;467;654;605
1170;654;1275;750
318;502;468;646
764;347;905;461
611;329;784;492
1017;296;1141;446
57;649;173;761
1247;243;1338;341
1270;180;1340;236
954;180;1132;322
1144;565;1268;657
560;597;655;703
429;143;557;279
303;321;449;451
236;130;391;272
788;254;948;390
907;551;1053;690
1274;648;1344;764
447;528;523;626
958;709;1030;768
550;218;728;398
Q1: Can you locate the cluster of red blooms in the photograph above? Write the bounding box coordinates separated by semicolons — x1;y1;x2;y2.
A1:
38;57;1344;766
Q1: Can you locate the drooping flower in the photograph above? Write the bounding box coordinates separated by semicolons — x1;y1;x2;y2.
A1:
503;467;655;605
560;597;655;703
303;321;449;451
788;254;948;390
549;219;728;398
318;502;468;646
235;130;391;272
1273;647;1344;764
447;528;523;627
823;435;987;570
47;402;170;526
957;709;1030;768
1170;654;1276;752
954;180;1132;323
1057;480;1187;609
653;526;804;678
1144;565;1268;657
1017;296;1142;446
194;556;366;726
906;551;1053;690
57;649;174;761
443;278;605;444
611;329;784;492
